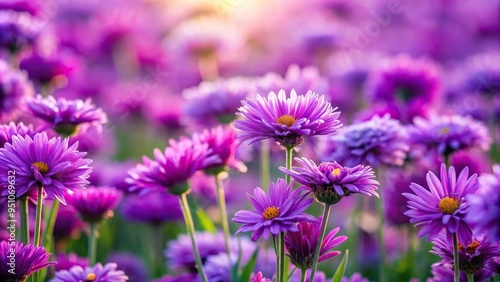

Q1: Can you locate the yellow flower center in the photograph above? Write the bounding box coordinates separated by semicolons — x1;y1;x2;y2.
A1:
277;115;296;127
86;273;96;281
332;168;341;177
439;127;450;134
32;161;49;175
262;206;280;220
439;197;460;214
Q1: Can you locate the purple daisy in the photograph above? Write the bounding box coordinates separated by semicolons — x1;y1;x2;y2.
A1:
403;164;479;243
409;115;491;158
27;95;108;137
463;52;500;96
0;60;35;122
340;273;370;282
54;253;88;271
120;190;183;225
50;262;129;282
192;125;247;174
126;138;220;195
106;253;149;282
0;241;55;282
280;158;379;205
66;186;122;223
0;132;92;204
234;89;342;148
322;114;409;168
19;49;80;85
431;232;500;275
53;204;85;243
0;10;41;53
429;261;493;282
466;164;500;241
285;218;347;270
232;178;315;241
0;122;36;148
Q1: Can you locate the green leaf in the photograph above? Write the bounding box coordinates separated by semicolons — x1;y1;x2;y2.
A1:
187;196;216;233
332;249;349;282
240;247;260;282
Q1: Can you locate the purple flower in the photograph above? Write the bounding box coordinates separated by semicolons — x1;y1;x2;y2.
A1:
285;218;347;270
409;115;491;158
192;125;247;174
232;178;315;241
51;262;129;282
463;52;500;96
322;114;409;168
204;253;236;282
27;95;108;137
467;165;500;241
431;232;500;275
0;122;36;148
290;269;327;282
106;253;149;282
53;204;85;243
0;132;92;204
340;273;370;282
234;89;342;148
403;164;479;243
67;186;122;223
280;158;379;205
126;138;220;195
19;49;80;85
0;0;43;16
0;10;41;53
54;253;88;271
0;241;55;282
429;261;493;282
0;60;34;122
120;190;183;225
250;272;273;282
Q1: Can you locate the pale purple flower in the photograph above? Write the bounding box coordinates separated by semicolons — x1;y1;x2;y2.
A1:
51;262;128;282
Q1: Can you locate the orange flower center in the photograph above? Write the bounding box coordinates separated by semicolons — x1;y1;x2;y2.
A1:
32;161;49;175
86;273;96;281
459;240;481;254
262;206;280;220
439;127;450;134
439;197;460;214
277;115;296;127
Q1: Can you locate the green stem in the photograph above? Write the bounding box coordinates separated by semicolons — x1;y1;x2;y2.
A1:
279;232;285;282
153;225;164;277
180;193;208;282
34;187;43;246
467;273;474;282
285;146;293;184
453;233;460;282
300;268;306;282
260;139;271;191
444;154;450;168
375;196;387;282
309;204;331;282
215;173;232;257
276;234;282;282
89;223;98;265
40;200;60;282
19;197;30;244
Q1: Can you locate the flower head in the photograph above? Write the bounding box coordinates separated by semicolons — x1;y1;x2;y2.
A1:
67;186;122;223
281;158;379;205
234;90;341;148
0;60;34;122
467;165;500;241
0;10;41;53
322;114;409;167
53;204;85;243
51;263;129;282
340;273;370;282
232;178;315;241
54;253;88;271
0;241;55;282
120;190;183;225
126;138;220;195
403;164;479;243
0;132;92;204
285;218;347;270
0;122;36;148
428;261;493;282
27;95;108;137
106;253;149;282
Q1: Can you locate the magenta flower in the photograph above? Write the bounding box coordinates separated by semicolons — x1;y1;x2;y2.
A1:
232;178;315;241
285;218;347;270
126;138;221;195
234;89;342;148
67;186;122;223
0;10;41;53
0;241;55;282
0;132;92;204
0;122;37;148
51;262;129;282
120;190;183;225
27;95;108;137
403;164;479;243
280;158;379;205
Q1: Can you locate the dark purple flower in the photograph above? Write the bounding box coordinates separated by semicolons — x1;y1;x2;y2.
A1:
403;164;479;243
431;232;500;275
0;122;36;148
0;241;55;282
192;125;247;174
0;60;34;122
0;132;92;204
27;95;108;137
365;55;441;123
280;158;379;205
285;218;347;270
51;262;129;282
126;138;220;195
467;165;500;241
463;52;500;96
322;114;409;167
340;273;370;282
232;178;315;241
0;0;43;16
429;261;493;282
67;186;122;223
107;253;149;282
120;190;183;225
234;89;342;148
409;115;491;158
0;10;41;53
19;49;80;85
53;204;85;243
54;253;88;271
